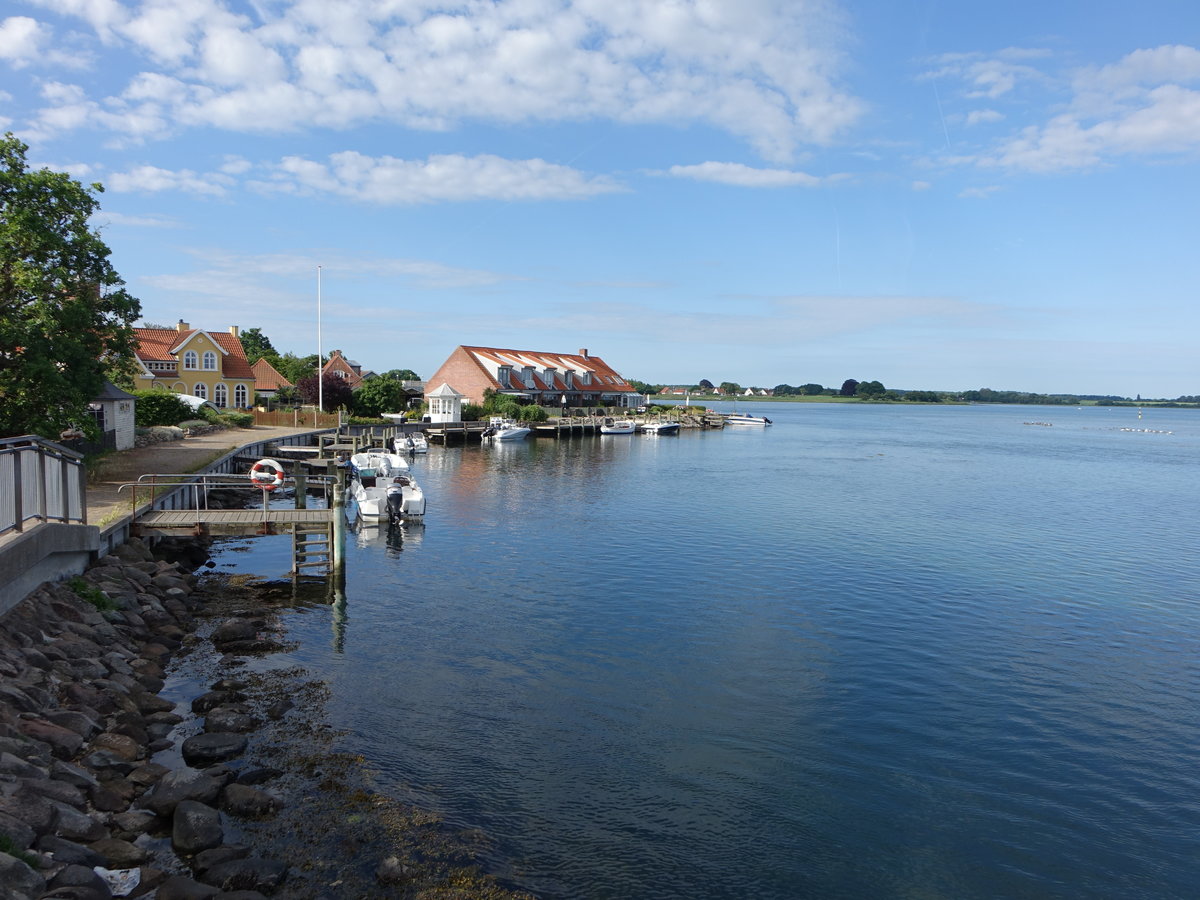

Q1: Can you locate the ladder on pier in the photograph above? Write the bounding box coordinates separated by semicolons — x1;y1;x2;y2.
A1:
292;521;334;575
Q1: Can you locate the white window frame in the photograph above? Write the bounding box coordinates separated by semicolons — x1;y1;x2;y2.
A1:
193;382;207;400
234;384;248;407
183;350;198;369
202;351;218;371
214;383;228;408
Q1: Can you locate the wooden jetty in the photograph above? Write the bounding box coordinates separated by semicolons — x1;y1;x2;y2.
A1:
125;472;345;578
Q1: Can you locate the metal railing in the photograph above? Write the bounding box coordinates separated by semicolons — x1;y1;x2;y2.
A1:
0;435;87;535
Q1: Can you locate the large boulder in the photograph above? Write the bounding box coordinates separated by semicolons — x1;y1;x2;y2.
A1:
172;800;223;855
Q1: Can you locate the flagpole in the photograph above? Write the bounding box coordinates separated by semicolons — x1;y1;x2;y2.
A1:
317;265;323;414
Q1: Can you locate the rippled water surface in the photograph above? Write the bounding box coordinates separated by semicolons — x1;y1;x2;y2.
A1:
217;403;1200;899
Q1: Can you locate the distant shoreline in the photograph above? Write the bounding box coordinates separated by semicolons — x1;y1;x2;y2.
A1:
652;395;1200;409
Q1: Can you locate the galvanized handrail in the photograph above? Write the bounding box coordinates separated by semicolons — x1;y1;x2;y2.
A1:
117;472;336;514
0;435;87;535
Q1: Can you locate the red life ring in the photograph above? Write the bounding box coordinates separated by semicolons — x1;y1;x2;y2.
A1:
249;458;285;491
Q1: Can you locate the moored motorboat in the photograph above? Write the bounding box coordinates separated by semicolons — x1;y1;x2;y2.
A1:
349;449;426;520
481;417;531;442
600;417;637;434
725;414;772;426
641;421;680;435
394;431;429;454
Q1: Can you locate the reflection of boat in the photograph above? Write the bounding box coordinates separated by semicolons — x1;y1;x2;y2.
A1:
393;432;429;454
481;417;531;442
600;417;636;434
641;421;680;435
349;450;426;521
725;414;772;426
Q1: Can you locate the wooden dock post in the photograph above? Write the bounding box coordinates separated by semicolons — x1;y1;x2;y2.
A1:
331;474;346;587
293;473;307;509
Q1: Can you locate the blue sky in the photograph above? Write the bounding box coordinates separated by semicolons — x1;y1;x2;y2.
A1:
2;1;1197;397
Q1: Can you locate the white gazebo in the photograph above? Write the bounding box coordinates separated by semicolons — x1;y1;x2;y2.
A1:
424;382;465;424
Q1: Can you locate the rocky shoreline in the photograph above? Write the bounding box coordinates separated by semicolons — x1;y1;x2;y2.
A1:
0;538;535;900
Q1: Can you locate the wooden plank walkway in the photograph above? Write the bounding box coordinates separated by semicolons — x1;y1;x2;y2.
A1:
135;508;334;537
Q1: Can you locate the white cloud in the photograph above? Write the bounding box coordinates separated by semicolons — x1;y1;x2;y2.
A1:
958;185;1001;199
911;180;931;191
21;0;861;161
106;163;232;195
965;109;1003;126
257;151;624;203
662;161;829;187
922;49;1046;99
92;210;184;228
0;17;46;67
982;46;1200;172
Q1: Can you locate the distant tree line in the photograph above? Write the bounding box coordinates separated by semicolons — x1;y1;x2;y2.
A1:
635;377;1200;407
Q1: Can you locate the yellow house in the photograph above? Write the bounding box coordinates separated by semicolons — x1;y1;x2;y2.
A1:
133;321;256;408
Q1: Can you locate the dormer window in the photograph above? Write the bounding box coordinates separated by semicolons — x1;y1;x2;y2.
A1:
543;367;556;386
183;350;198;369
523;366;535;388
565;369;575;389
498;366;512;388
581;371;591;385
202;351;217;370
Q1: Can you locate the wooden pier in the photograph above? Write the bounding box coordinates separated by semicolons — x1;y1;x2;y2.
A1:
125;472;344;578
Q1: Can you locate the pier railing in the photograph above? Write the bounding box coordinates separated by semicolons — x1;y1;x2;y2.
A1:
0;435;87;536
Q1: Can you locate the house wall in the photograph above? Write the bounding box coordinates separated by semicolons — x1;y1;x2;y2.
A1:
425;350;493;405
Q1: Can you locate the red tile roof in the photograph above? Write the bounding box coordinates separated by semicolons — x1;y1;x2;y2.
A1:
251;357;292;390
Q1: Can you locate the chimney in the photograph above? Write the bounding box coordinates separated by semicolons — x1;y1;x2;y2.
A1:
579;348;588;358
229;325;240;338
177;319;189;332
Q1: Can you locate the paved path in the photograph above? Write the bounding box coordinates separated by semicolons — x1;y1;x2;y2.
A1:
87;425;316;527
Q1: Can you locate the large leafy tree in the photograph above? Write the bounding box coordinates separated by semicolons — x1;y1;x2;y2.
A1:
0;133;141;437
238;327;276;366
352;376;408;417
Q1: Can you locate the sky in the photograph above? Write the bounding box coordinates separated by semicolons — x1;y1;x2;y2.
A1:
2;0;1198;397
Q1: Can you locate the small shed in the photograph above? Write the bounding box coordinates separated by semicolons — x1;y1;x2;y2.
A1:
425;382;464;424
88;382;137;450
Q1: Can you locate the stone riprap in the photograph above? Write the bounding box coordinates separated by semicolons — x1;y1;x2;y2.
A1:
0;536;536;900
0;538;295;900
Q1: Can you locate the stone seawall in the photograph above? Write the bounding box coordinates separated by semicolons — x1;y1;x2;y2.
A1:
0;539;534;900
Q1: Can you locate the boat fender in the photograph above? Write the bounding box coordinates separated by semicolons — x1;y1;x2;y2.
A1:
249;458;286;491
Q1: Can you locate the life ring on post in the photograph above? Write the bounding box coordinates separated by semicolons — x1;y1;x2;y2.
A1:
249;458;285;491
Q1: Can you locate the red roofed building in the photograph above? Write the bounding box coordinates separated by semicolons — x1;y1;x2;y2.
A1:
424;346;639;409
132;320;256;408
251;357;293;399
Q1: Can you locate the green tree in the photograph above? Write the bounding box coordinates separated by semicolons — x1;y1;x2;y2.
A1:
719;381;742;395
352;377;408;418
380;368;420;381
238;327;276;366
856;380;886;398
0;133;141;438
801;383;825;396
275;352;319;384
839;379;859;397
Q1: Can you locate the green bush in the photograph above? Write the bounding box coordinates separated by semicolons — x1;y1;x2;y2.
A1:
517;405;548;423
461;403;484;422
216;411;253;427
67;576;118;611
133;390;193;426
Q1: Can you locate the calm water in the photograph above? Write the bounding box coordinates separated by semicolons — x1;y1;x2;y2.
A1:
218;403;1200;899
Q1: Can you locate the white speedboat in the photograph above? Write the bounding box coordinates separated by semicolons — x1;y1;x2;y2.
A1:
725;414;772;426
641;421;680;435
600;417;636;434
349;450;426;520
481;417;531;442
394;432;429;454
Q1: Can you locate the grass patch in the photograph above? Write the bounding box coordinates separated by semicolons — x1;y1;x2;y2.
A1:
67;576;118;612
0;832;40;868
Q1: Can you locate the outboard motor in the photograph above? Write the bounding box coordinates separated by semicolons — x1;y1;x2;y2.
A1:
386;478;405;525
